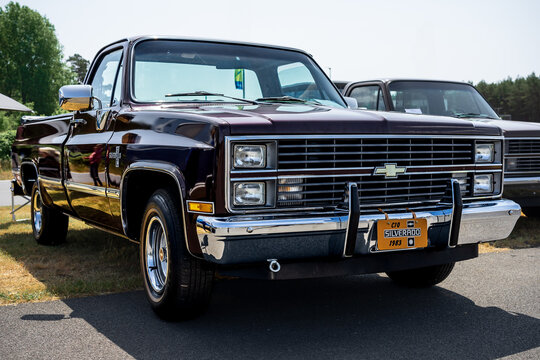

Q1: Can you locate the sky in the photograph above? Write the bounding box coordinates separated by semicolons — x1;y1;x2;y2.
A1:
2;0;539;84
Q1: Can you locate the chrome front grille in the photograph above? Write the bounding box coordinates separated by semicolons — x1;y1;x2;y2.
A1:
505;139;540;176
276;138;475;210
505;158;540;174
226;135;502;214
507;139;540;154
277;173;471;211
278;138;474;169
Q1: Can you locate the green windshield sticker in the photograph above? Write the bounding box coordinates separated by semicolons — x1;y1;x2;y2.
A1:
234;69;244;90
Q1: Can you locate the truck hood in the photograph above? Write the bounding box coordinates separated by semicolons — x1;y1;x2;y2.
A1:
462;118;540;137
131;103;502;136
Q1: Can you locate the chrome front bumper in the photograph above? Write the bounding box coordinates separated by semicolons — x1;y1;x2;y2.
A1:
196;199;521;264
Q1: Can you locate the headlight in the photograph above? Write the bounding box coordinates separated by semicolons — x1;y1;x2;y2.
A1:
474;174;493;194
233;145;266;168
475;143;494;163
233;182;266;206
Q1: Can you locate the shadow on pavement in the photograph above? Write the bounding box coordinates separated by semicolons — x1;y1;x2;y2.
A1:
23;274;540;359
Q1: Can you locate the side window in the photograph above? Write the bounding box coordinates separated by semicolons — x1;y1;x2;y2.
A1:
90;49;122;107
349;85;381;110
111;64;123;106
278;62;320;99
377;88;386;111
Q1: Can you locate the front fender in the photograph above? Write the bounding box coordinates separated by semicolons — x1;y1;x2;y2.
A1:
120;161;199;256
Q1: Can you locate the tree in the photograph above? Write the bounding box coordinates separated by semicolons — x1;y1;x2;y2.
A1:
475;73;540;122
67;53;90;84
0;2;75;116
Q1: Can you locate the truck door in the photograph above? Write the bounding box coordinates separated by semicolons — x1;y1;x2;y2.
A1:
64;48;123;226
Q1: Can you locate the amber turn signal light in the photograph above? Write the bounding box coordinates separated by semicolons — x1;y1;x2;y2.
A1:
187;201;214;214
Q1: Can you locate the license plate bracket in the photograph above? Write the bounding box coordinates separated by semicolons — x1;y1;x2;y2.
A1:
376;218;428;251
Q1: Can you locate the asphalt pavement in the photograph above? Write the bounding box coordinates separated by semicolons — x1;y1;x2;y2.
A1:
0;248;539;360
0;180;27;207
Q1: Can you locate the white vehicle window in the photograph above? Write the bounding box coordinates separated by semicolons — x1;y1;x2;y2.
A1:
90;49;122;107
350;86;386;110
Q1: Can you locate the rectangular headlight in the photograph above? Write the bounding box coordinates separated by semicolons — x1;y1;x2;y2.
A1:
475;143;494;163
474;174;493;194
233;145;266;168
233;182;265;206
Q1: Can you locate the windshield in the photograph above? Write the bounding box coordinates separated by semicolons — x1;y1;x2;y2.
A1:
132;40;346;108
388;81;499;119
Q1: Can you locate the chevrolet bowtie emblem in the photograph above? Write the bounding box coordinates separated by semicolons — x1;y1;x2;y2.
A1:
374;163;406;178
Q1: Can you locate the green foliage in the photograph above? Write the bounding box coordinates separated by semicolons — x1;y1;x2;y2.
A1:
0;130;16;160
0;2;76;116
67;53;90;84
0;100;34;131
476;73;540;122
0;111;22;131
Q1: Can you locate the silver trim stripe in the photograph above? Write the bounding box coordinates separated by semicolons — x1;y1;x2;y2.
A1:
504;176;540;185
65;181;107;197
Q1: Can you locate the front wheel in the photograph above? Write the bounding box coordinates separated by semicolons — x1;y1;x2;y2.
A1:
386;263;455;288
31;183;68;245
140;189;214;320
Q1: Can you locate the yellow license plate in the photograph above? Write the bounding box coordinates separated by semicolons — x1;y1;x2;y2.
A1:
376;218;428;250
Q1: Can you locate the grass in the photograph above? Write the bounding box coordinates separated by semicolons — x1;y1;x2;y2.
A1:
0;159;12;180
480;213;540;252
0;205;141;305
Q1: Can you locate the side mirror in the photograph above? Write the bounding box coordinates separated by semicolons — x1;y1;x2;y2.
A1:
59;85;93;111
343;96;358;110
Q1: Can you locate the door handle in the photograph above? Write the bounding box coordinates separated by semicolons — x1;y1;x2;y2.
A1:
70;118;87;126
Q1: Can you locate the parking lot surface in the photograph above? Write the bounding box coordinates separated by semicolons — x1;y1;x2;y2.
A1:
0;248;538;360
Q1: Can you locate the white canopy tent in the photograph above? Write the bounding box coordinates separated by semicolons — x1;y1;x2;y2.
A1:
0;93;32;112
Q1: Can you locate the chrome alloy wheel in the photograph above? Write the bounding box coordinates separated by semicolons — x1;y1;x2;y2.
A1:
32;189;43;234
145;216;169;293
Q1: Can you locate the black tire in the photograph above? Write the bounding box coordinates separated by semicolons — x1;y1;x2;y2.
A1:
30;183;69;245
386;263;455;288
522;207;540;218
140;189;214;321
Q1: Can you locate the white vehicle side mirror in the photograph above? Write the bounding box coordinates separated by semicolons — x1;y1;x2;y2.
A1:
343;96;358;110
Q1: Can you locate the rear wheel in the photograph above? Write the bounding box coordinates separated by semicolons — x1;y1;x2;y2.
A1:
140;189;214;321
386;263;455;288
31;183;69;245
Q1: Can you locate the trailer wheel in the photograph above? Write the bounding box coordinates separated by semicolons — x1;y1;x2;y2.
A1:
31;183;68;245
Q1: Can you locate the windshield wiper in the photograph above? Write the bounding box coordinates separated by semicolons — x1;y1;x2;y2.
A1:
454;113;498;120
255;96;322;106
165;91;259;105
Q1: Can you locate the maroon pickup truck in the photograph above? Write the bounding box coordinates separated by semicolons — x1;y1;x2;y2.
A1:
11;37;521;320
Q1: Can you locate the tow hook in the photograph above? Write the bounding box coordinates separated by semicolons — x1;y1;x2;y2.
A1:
267;259;281;273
